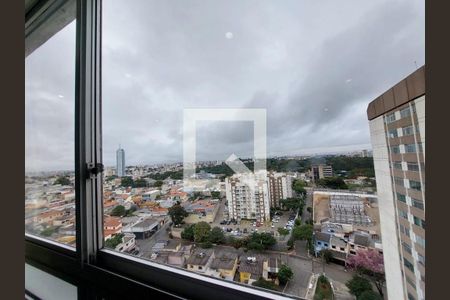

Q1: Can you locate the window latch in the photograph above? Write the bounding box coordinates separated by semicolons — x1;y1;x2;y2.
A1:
87;163;104;176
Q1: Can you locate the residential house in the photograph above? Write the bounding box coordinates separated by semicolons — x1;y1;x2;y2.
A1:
186;248;215;273
206;251;239;281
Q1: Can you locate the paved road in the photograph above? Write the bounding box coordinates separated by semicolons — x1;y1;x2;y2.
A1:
135;221;171;258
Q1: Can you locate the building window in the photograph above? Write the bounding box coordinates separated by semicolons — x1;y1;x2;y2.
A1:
406;276;416;289
404;258;414;272
388;129;398;138
414;216;425;229
407;162;420;171
394;177;404;187
400;107;412;119
402;126;414;136
418;253;425;266
391;145;400;154
405;144;417;153
416;236;425;248
386;113;396;123
396;193;406;203
409;180;422;191
402;242;412;254
412;199;424;210
393;161;403;170
398;210;408;219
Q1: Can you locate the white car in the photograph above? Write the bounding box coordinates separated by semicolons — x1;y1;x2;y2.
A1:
271;225;275;228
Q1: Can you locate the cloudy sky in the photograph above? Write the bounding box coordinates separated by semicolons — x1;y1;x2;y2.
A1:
25;0;424;172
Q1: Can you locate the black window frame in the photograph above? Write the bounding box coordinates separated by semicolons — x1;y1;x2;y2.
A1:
25;1;301;299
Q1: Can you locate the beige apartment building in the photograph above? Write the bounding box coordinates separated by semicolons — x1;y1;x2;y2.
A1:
367;66;425;300
310;164;333;183
268;172;293;208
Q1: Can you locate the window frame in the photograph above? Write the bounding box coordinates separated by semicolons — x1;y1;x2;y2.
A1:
25;1;300;299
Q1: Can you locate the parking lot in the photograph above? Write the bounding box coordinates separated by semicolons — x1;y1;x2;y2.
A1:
211;202;298;238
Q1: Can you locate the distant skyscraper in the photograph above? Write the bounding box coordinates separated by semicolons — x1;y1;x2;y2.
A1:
116;146;125;177
367;66;425;300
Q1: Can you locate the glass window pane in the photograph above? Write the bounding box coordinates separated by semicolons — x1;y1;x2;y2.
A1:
25;21;76;247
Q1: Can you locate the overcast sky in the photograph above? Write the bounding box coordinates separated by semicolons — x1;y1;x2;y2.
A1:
25;0;424;172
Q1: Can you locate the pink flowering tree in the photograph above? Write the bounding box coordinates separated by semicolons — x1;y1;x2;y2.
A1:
346;249;385;297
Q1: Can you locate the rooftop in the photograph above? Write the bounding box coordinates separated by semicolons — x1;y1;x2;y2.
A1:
186;248;214;266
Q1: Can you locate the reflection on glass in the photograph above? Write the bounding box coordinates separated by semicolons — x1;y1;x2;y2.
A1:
25;21;76;247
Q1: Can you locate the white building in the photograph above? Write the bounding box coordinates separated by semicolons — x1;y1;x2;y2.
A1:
116;146;125;177
225;173;270;222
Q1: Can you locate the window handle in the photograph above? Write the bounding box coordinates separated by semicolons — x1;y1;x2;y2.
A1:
87;163;104;176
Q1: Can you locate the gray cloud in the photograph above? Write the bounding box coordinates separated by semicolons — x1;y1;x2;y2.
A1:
25;0;424;171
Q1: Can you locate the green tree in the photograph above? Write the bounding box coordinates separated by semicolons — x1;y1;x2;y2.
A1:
278;264;294;285
320;249;334;264
227;236;244;249
194;221;211;242
317;177;348;189
295;218;301;226
133;178;148;187
210;191;221;198
208;227;225;244
346;275;373;298
153;180;163;188
54;176;71;186
110;205;126;217
277;228;290;236
181;224;195;241
120;176;134;187
199;241;213;249
40;226;57;237
292;224;313;241
168;204;188;225
105;233;124;249
246;233;276;250
252;278;278;291
358;290;382;300
281;197;304;211
292;179;307;196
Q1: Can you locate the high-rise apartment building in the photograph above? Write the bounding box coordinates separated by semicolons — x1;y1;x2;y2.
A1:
116;146;126;177
311;164;333;182
367;66;425;300
225;173;270;223
268;172;293;208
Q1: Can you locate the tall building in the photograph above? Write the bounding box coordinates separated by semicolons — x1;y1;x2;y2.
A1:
116;146;125;177
310;164;333;182
268;172;293;208
367;66;425;300
225;173;270;223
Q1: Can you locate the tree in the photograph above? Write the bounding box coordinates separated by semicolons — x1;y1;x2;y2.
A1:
358;290;382;300
54;176;71;186
105;233;124;249
317;177;348;189
278;264;294;285
292;224;313;241
295;218;301;226
346;275;373;298
210;191;221;199
277;228;290;236
120;176;134;187
346;249;385;297
199;241;213;248
168;204;188;225
226;236;244;249
133;178;148;187
320;249;334;264
208;227;225;244
292;179;307;196
246;233;276;250
193;221;211;242
252;278;278;291
153;180;163;188
181;224;195;241
281;197;304;211
110;205;126;217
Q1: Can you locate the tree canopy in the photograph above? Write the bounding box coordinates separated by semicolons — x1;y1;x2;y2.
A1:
346;275;373;298
105;233;124;249
246;232;276;250
54;176;71;186
317;177;348;189
168;204;188;225
208;226;225;244
194;221;211;243
110;205;126;217
291;224;313;241
278;264;294;285
181;224;195;241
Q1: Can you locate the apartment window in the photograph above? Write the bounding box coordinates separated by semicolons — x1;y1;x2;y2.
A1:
405;144;417;153
393;161;403;170
25;19;77;247
394;177;404;187
402;125;414;136
391;145;400;154
405;275;416;289
388;129;398;138
386;113;396;123
402;242;412;254
417;143;424;153
414;216;425;229
410;180;422;191
412;199;424;210
407;162;420;171
398;210;408;220
400;224;410;238
416;236;426;248
418;253;425;266
400;107;412;119
404;258;414;272
396;193;406;203
408;293;416;300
